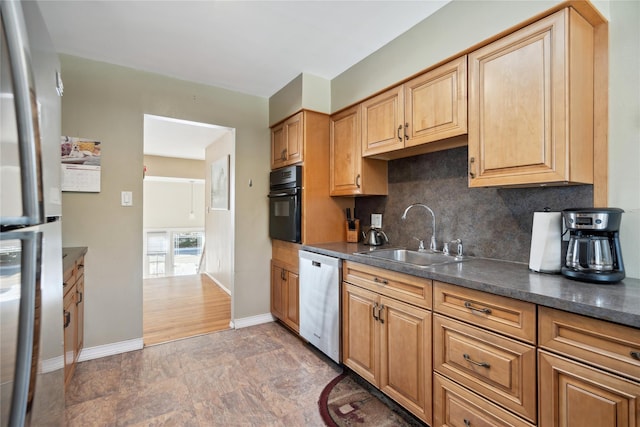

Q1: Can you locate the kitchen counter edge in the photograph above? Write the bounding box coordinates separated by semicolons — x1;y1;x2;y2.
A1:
301;242;640;329
62;246;87;273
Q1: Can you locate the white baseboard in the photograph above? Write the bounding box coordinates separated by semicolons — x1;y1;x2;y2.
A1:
77;338;144;362
205;272;231;295
233;313;275;329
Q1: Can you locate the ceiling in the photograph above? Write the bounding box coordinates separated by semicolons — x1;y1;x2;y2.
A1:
37;0;451;159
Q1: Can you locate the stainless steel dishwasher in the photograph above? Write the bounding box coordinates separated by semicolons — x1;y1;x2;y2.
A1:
298;250;341;363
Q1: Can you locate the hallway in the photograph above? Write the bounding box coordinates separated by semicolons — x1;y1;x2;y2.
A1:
143;274;231;346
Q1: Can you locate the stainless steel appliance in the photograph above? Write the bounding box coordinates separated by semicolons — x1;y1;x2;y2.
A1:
561;208;625;283
268;166;302;243
298;251;340;363
362;227;388;246
1;2;65;425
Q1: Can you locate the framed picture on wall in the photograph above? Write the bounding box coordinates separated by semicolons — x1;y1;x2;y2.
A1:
210;155;229;210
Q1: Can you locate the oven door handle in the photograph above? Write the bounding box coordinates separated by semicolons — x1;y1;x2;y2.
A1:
268;189;299;198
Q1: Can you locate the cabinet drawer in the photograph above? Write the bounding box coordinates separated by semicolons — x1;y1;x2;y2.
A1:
539;306;640;381
434;373;535;427
434;281;535;343
433;314;537;422
343;261;431;309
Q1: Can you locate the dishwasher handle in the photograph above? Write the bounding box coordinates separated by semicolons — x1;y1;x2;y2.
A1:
312;261;321;267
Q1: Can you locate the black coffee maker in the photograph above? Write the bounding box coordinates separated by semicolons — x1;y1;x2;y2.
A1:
561;208;625;284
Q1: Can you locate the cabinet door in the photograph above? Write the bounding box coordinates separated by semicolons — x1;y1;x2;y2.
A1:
76;275;84;351
270;262;285;321
330;105;363;195
271;122;287;169
539;350;640;427
405;55;467;147
343;283;379;386
285;271;299;332
63;288;77;385
468;9;593;187
379;296;432;424
361;86;404;156
284;112;303;166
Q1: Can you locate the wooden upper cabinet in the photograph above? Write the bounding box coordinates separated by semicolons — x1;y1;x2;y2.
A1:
330;105;388;196
468;8;594;187
404;55;467;147
362;85;405;156
271;111;303;169
361;56;468;158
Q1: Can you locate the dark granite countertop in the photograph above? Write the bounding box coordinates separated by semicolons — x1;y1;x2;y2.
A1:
301;242;640;329
62;246;87;273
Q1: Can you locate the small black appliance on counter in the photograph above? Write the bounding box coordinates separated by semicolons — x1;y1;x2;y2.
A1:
561;208;625;284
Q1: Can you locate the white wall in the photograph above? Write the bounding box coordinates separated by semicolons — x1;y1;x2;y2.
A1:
204;133;235;307
143;179;205;229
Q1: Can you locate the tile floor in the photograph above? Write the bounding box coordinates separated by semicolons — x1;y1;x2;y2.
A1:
65;322;342;426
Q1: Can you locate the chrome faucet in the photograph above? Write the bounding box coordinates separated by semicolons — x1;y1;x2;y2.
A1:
401;203;437;252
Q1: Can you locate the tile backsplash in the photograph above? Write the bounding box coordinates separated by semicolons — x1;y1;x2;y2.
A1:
354;146;593;263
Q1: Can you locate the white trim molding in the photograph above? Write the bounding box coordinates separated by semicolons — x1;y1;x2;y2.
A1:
233;313;275;329
205;272;231;295
77;338;144;362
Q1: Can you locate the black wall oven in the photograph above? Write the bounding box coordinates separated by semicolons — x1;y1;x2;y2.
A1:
268;166;302;243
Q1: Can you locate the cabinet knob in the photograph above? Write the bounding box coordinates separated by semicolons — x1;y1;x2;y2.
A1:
631;351;640;361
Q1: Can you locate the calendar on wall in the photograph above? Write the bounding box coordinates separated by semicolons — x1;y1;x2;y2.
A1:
60;136;101;192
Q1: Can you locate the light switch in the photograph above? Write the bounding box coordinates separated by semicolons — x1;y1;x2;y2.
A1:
121;191;133;206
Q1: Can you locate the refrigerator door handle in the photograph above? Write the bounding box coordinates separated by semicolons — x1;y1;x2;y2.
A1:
1;1;44;226
6;231;42;426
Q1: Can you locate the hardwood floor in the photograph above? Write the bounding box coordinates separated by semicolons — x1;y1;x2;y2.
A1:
143;274;231;346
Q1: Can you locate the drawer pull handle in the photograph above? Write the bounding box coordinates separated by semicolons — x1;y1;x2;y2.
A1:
379;304;385;324
463;353;490;368
63;311;71;328
373;277;389;285
464;420;471;427
372;303;379;321
76;291;83;305
464;301;491;315
397;125;403;142
631;351;640;361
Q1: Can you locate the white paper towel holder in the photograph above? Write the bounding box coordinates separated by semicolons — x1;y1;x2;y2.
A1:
529;208;562;273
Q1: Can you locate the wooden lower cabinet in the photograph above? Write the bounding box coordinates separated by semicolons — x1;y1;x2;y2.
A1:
270;260;299;332
63;286;77;386
434;373;535;427
62;251;85;387
433;314;537;422
539;350;640;427
343;282;432;424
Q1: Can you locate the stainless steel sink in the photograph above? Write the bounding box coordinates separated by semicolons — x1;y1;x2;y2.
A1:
355;248;468;268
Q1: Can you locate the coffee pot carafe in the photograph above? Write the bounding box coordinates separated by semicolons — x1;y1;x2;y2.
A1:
561;208;625;283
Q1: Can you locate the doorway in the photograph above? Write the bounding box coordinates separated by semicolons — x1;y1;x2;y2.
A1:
142;114;233;345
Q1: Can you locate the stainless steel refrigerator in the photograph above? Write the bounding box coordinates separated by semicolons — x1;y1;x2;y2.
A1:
1;1;65;425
